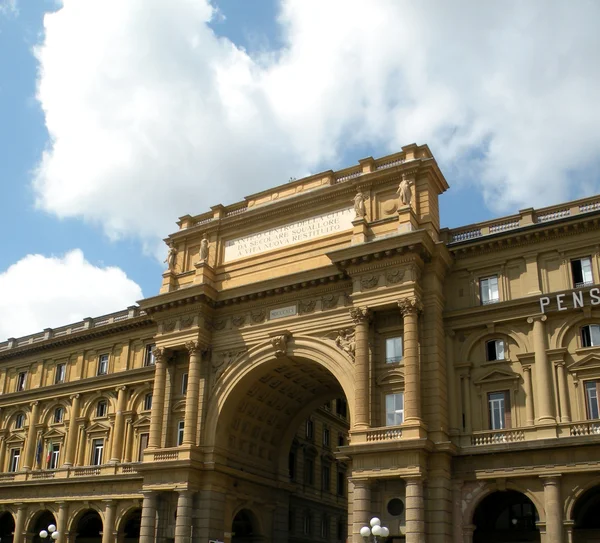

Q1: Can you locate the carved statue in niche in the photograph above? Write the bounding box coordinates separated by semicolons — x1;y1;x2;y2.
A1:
335;328;355;359
164;242;177;272
353;190;366;219
397;173;413;207
198;234;209;264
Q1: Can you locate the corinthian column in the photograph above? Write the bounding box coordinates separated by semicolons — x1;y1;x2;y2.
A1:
149;347;168;449
23;401;40;470
350;307;371;430
63;394;80;466
527;315;556;423
183;342;202;446
110;386;127;462
398;297;423;422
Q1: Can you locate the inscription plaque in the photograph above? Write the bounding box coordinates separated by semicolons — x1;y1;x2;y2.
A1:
224;208;354;262
269;306;297;320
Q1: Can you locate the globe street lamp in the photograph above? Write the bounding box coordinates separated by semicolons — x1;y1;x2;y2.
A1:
39;524;59;542
360;517;390;541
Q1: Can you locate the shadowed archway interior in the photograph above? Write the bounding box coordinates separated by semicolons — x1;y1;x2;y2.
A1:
573;485;600;542
30;510;57;543
74;510;102;543
0;512;15;543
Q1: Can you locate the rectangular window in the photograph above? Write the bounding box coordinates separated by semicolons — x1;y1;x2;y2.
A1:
305;419;314;440
9;448;20;472
96;401;107;418
177;421;185;446
48;443;60;470
480;276;499;305
338;432;345;447
303;514;311;536
143;393;153;411
486;339;505;361
15;413;24;429
572;257;594;288
335;398;347;418
322;464;330;492
337;471;345;496
16;372;27;392
386;337;403;363
322;427;330;447
181;373;188;395
585;381;600;419
386;393;404;426
55;363;66;384
138;433;149;461
582;325;600;348
97;354;109;376
488;391;511;430
144;344;156;367
289;451;296;481
321;515;329;538
304;458;314;485
92;439;104;466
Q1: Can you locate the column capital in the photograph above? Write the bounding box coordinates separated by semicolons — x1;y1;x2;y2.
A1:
540;474;562;485
115;385;127;393
70;393;80;401
30;400;39;408
398;296;422;316
185;341;203;356
527;314;547;324
154;346;168;363
350;307;370;324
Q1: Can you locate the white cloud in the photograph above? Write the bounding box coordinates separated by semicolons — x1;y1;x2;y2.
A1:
33;0;600;253
0;250;143;341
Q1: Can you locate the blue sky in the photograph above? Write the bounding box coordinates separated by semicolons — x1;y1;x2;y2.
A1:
0;0;599;340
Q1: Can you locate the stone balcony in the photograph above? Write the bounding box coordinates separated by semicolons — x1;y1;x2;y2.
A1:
0;462;141;484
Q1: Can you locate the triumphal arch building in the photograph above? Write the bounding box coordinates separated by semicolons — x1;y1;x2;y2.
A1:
2;143;600;543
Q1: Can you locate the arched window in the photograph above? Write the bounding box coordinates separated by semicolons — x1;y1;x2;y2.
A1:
54;407;64;423
96;400;107;418
14;413;24;430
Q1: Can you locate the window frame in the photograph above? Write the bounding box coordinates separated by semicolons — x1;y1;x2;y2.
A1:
143;393;153;411
96;400;108;418
571;257;594;288
9;448;20;472
486;339;506;361
488;390;511;430
138;433;149;461
16;371;27;392
97;354;109;376
14;413;24;430
53;407;64;424
181;373;189;395
585;380;600;420
582;325;600;348
385;336;403;364
304;457;314;486
480;275;500;305
55;363;66;384
177;421;185;446
144;344;156;367
91;438;104;466
385;392;404;426
305;419;314;440
48;443;60;470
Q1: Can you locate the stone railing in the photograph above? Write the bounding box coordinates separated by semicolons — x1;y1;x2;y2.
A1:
448;195;600;244
0;463;140;484
335;170;362;184
0;307;145;353
470;429;525;446
152;449;180;461
365;427;403;442
568;421;600;436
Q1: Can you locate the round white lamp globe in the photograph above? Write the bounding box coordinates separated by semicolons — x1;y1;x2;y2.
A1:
372;525;382;536
360;526;371;537
51;532;59;540
48;525;56;533
370;517;381;527
39;531;48;539
380;526;390;537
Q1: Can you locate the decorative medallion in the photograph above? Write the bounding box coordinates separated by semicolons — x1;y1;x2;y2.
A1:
180;315;194;329
232;315;246;327
386;269;405;284
213;319;226;331
360;274;379;290
162;320;176;333
322;294;338;310
298;299;317;315
251;309;266;324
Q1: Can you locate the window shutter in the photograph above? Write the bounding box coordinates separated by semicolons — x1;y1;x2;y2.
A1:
504;391;512;429
496;340;505;360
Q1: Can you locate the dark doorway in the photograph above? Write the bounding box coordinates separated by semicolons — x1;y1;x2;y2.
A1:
0;512;15;543
573;485;600;543
121;508;142;543
74;510;102;543
232;509;260;543
473;490;540;543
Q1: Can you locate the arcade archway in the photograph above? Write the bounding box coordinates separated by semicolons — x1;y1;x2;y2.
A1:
30;511;57;543
0;512;15;543
73;510;102;543
573;485;600;543
119;508;141;543
232;509;261;543
473;490;540;543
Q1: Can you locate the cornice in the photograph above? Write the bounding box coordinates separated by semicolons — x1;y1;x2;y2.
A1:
0;317;154;361
449;214;600;259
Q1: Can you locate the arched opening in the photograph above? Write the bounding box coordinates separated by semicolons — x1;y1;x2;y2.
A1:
30;511;57;543
74;510;102;543
473;490;540;543
573;485;600;543
232;509;260;543
213;348;352;542
0;512;15;543
120;509;142;543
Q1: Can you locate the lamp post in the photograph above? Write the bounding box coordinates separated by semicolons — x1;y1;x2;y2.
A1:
360;517;390;542
39;524;59;542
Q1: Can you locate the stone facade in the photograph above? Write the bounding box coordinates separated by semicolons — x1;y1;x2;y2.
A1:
1;144;600;543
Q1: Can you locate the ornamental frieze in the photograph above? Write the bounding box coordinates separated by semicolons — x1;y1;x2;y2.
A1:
360;274;380;290
298;299;317;314
385;269;405;284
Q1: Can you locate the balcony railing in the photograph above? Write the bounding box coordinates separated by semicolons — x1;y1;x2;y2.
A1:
0;462;140;484
471;429;525;446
